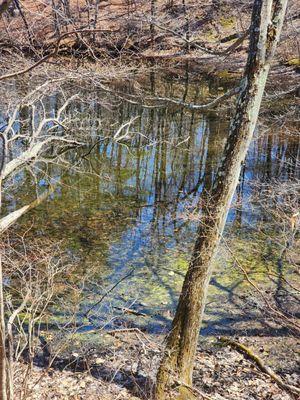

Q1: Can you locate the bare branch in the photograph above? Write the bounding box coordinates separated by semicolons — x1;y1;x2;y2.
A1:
0;187;54;235
0;28;118;81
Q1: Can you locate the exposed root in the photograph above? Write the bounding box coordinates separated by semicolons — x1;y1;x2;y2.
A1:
174;379;228;400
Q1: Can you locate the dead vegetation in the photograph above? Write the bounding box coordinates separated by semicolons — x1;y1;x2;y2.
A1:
0;0;299;77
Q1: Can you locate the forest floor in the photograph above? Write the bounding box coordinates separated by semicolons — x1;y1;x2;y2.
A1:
0;0;299;80
14;332;298;400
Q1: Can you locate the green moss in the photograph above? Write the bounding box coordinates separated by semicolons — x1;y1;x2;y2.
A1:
220;17;235;29
174;256;188;270
217;70;237;80
205;29;217;42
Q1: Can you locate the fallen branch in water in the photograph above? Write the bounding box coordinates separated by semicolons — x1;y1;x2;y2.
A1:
149;86;239;110
84;269;134;317
113;306;147;317
219;337;300;397
0;187;54;235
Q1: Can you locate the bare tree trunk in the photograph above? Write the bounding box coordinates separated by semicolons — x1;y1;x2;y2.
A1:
51;0;61;37
0;112;7;400
93;0;100;41
182;0;190;52
150;0;156;48
62;0;71;20
86;0;91;29
13;0;34;46
0;255;7;400
155;1;288;398
0;173;7;400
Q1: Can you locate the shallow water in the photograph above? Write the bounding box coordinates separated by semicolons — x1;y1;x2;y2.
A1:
1;72;299;336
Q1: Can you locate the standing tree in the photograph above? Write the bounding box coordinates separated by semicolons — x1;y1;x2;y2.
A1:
150;0;156;48
155;0;288;398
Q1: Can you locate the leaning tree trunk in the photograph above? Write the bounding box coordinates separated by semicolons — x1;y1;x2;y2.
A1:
0;142;7;400
0;253;7;400
155;0;288;398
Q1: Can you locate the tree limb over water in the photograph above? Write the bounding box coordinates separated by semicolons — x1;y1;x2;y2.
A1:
1;94;82;180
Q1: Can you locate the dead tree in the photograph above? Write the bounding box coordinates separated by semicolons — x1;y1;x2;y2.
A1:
155;0;288;398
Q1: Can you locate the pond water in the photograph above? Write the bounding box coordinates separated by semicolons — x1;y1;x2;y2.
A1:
1;72;299;337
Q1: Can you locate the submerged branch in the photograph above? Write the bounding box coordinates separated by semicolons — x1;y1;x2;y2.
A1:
84;269;134;317
150;86;239;110
0;187;54;235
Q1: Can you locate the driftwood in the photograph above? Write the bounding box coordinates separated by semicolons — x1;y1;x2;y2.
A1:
219;337;300;396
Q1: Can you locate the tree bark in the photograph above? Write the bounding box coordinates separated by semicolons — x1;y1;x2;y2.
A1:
150;0;156;48
0;171;7;400
0;254;7;400
155;1;288;398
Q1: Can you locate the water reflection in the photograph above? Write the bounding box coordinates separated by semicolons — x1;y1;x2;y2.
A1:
1;73;299;335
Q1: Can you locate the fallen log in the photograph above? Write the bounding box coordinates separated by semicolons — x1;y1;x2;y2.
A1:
219;337;300;397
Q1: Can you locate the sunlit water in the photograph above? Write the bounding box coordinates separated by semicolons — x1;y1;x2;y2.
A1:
1;72;299;336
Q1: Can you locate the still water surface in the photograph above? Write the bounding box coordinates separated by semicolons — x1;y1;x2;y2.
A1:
2;73;299;336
